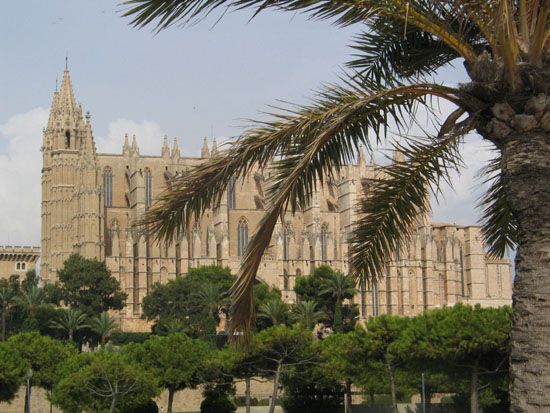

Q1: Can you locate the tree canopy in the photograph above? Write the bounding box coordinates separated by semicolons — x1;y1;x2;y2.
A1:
57;254;126;315
142;266;234;338
52;350;159;413
125;333;212;413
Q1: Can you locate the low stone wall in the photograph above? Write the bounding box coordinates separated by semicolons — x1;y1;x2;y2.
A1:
0;385;455;413
0;378;275;413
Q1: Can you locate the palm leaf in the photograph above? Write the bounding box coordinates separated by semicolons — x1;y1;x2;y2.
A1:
477;156;518;257
229;82;467;339
122;0;479;61
348;116;475;282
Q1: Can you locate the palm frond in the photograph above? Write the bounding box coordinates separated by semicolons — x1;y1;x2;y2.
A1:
348;116;475;283
477;156;518;257
348;25;460;84
229;82;466;339
122;0;479;61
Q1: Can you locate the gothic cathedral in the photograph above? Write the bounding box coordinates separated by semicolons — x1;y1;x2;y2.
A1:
41;69;512;331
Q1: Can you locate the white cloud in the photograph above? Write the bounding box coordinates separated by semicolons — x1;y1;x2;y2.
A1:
0;107;48;246
95;118;166;155
0;110;170;247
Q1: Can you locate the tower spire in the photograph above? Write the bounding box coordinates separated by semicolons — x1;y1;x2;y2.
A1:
172;137;180;158
162;135;170;157
57;65;78;118
201;137;210;158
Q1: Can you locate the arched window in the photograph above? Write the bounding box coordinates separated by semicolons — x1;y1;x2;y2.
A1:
228;176;236;209
103;167;113;207
320;224;329;261
144;168;152;208
65;130;71;148
237;218;248;257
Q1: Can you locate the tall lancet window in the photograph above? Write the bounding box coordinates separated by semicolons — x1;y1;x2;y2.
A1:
144;168;153;208
237;218;248;257
103;167;113;207
228;176;236;209
283;223;292;260
371;280;379;316
320;223;329;261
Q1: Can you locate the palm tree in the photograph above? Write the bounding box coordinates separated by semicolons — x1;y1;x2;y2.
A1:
0;287;17;341
17;285;44;316
320;273;357;333
50;308;89;342
124;2;550;410
90;312;119;347
196;282;230;319
258;299;289;327
291;300;325;330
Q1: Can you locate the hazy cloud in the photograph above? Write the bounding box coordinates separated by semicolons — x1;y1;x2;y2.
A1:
0;107;48;246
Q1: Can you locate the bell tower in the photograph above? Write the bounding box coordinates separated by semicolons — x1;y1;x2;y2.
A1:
41;66;103;282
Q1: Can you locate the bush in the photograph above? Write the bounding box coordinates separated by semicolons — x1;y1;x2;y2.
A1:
281;364;344;413
122;399;159;413
200;389;236;413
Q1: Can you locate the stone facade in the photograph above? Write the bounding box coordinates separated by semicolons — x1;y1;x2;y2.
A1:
0;246;40;280
40;69;512;331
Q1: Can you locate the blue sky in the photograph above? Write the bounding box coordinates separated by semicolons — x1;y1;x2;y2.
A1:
0;0;491;246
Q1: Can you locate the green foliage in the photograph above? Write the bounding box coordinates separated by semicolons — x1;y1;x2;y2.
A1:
90;311;120;346
50;308;89;342
253;283;283;331
125;333;212;394
257;299;289;327
52;350;159;413
21;269;38;292
0;341;27;402
399;304;511;409
290;300;325;330
122;399;159;413
6;332;78;392
294;265;357;331
110;331;151;345
281;363;344;413
143;266;233;338
250;325;317;377
321;329;388;397
57;253;127;315
200;385;236;413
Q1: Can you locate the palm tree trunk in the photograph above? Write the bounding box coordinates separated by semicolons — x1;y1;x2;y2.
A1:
501;131;550;412
470;359;479;413
269;361;282;413
387;363;398;413
167;387;175;413
245;377;251;413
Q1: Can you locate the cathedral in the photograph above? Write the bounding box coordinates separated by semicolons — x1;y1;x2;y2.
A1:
40;68;512;331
